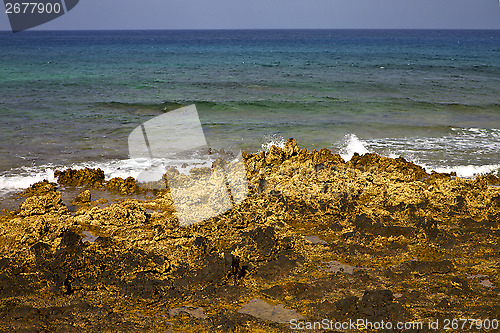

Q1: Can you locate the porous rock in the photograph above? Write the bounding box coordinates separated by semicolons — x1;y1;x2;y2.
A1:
1;140;499;332
54;167;105;187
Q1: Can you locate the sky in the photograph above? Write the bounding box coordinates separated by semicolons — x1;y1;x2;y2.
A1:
1;0;500;31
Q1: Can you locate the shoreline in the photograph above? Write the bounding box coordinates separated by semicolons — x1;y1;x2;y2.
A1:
0;139;499;331
1;130;499;208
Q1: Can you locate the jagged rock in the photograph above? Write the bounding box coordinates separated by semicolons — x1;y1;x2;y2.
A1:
72;190;91;205
1;140;499;332
283;138;300;157
105;176;141;194
54;168;105;187
18;180;57;197
481;174;500;185
19;191;68;217
265;145;285;165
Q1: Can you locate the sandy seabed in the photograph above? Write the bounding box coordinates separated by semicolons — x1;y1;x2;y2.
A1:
0;139;499;332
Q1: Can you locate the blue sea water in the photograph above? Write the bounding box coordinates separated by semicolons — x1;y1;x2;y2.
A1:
0;29;499;194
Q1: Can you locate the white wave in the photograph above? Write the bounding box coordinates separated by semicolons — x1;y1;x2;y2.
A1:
0;157;212;195
0;167;57;194
422;164;500;178
337;131;499;178
450;127;500;140
340;134;370;161
2;129;499;196
261;135;286;152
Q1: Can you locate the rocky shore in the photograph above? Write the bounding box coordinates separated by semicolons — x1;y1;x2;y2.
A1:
0;139;499;332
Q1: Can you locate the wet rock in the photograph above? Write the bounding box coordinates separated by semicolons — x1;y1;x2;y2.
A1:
19;191;68;217
480;174;500;185
254;252;305;280
105;176;141;194
59;230;82;248
72;189;91;205
424;171;455;185
265;145;285;165
54;168;105;187
30;242;52;258
379;225;415;238
353;213;378;230
283;138;300;157
490;195;500;209
311;147;344;165
18;180;57;197
350;153;428;181
194;285;247;304
193;253;247;285
211;158;228;170
238;226;277;259
335;296;359;315
358;289;409;321
397;260;455;275
261;282;309;300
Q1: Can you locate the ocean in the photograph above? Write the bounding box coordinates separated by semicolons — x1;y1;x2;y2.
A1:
1;29;500;199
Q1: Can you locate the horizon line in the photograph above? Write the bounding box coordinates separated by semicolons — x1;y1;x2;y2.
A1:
2;27;500;32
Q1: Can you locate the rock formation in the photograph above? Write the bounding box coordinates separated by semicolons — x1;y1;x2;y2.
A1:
0;139;498;332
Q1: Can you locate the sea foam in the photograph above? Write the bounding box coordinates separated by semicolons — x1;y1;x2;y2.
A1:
0;157;211;196
261;135;286;152
1;132;498;196
340;134;370;161
422;164;500;178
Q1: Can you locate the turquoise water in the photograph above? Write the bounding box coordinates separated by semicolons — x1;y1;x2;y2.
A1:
1;29;499;193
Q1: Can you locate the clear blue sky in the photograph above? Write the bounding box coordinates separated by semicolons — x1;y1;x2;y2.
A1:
2;0;500;30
